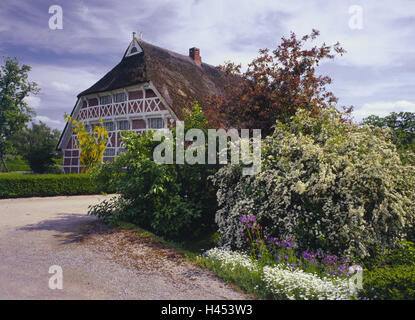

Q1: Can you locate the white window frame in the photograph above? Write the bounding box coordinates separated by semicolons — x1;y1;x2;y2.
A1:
103;121;115;132
104;148;116;157
118;120;130;131
100;95;111;105
149;117;164;129
114;92;126;103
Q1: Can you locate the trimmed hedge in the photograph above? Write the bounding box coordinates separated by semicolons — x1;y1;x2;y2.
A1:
0;173;111;198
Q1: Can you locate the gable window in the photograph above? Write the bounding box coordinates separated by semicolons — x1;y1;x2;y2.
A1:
150;118;164;129
118;120;130;131
130;47;138;54
114;92;126;103
103;121;114;132
99;95;111;105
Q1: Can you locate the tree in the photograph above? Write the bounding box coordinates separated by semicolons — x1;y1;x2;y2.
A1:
362;112;415;154
65;116;108;173
205;30;348;136
12;121;61;173
0;57;39;171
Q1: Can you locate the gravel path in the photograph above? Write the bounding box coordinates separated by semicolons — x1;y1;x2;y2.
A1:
0;195;247;300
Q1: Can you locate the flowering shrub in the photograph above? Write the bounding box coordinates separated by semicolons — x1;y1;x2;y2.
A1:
212;107;415;258
203;248;355;300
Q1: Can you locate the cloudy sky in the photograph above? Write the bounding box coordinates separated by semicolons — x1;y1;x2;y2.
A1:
1;0;415;130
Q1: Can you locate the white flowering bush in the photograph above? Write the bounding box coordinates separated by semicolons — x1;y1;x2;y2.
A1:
203;248;354;300
211;107;415;258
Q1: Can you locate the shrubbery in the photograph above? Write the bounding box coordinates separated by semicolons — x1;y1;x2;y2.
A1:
89;103;219;240
212;107;415;259
360;266;415;300
0;173;110;198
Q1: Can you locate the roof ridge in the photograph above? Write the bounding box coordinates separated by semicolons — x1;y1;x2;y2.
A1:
136;38;219;70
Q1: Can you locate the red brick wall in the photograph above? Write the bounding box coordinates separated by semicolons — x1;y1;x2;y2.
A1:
88;98;98;106
132;119;146;129
129;90;143;100
145;89;157;98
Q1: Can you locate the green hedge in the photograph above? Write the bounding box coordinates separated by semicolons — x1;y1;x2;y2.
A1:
0;173;111;198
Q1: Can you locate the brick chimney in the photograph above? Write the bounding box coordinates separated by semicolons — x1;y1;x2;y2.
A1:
189;47;202;65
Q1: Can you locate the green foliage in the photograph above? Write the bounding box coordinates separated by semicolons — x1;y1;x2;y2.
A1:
89;102;219;240
360;266;415;300
386;241;415;266
0;57;39;171
5;155;31;171
212;107;415;259
11;121;61;173
364;241;415;269
0;173;112;198
89;161;120;194
362;112;415;164
87;196;123;224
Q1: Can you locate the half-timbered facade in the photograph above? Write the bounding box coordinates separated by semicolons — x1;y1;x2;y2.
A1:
57;33;229;173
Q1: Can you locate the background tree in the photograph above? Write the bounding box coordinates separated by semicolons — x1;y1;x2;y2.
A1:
362;112;415;164
11;121;61;173
0;57;39;171
65;115;108;173
206;30;348;136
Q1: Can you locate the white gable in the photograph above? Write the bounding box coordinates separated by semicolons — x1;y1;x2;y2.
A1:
124;34;143;58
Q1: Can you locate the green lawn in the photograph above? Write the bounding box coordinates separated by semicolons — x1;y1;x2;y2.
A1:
2;156;63;173
4;156;31;172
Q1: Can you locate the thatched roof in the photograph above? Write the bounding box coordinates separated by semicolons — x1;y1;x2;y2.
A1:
78;39;230;119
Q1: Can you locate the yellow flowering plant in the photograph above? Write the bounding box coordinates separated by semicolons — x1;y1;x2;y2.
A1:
65;114;108;173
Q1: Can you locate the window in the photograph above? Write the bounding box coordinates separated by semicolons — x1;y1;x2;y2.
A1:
114;92;126;103
130;47;138;54
150;118;164;129
100;95;111;105
118;120;130;131
104;148;115;157
103;121;114;132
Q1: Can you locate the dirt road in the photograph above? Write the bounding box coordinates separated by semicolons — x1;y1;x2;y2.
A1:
0;195;246;300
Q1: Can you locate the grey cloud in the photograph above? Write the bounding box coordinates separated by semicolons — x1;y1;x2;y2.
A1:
2;0;415;130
